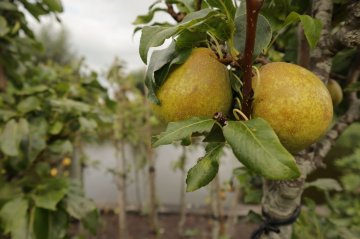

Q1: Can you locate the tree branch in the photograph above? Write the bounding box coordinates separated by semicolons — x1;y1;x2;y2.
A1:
196;0;203;11
297;25;310;68
329;1;360;54
309;0;334;84
166;4;185;22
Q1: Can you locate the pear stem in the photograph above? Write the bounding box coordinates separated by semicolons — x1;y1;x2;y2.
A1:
241;0;264;117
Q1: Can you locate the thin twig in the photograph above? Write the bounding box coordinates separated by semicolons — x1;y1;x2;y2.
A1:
166;3;185;22
254;55;271;65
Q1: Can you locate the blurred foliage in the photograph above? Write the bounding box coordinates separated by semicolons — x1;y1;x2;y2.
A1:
293;124;360;238
0;59;113;238
36;23;77;65
233;167;262;204
239;123;360;238
0;0;115;238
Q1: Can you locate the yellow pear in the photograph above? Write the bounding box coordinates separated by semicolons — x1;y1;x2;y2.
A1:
252;62;333;153
152;48;232;122
327;79;343;106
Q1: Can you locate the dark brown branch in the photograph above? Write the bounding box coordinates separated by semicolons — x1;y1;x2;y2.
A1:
330;72;347;82
240;0;264;117
166;4;185;23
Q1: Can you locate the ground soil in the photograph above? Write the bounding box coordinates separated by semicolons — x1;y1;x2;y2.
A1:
81;211;257;239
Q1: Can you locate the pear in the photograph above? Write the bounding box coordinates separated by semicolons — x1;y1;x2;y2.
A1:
327;79;343;106
252;62;333;153
152;48;232;122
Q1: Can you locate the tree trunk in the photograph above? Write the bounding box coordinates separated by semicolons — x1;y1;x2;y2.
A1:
70;134;83;183
147;144;159;235
145;91;159;236
178;147;187;236
131;145;145;212
115;140;128;239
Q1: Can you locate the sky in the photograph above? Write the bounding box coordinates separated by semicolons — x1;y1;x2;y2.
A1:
31;0;172;73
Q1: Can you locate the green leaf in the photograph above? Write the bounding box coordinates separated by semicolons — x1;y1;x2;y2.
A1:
49;121;64;135
0;109;17;121
298;15;322;49
48;140;73;155
145;41;191;103
203;123;225;142
0;183;22;202
14;85;48;95
28;117;48;162
234;14;272;57
284;12;322;48
153;117;215;147
0;119;29;157
42;0;63;12
175;30;207;49
0;2;18;11
82;210;100;235
65;181;97;219
50;99;92;113
0;16;10;36
223;118;300;180
305;178;342;192
0;197;28;238
139;8;214;63
229;70;242;95
139;26;179;64
133;7;166;25
340;174;360;192
31;178;69;210
17;96;41;114
206;0;236;18
186;143;224;191
79;117;98;132
32;207;68;239
22;2;48;20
